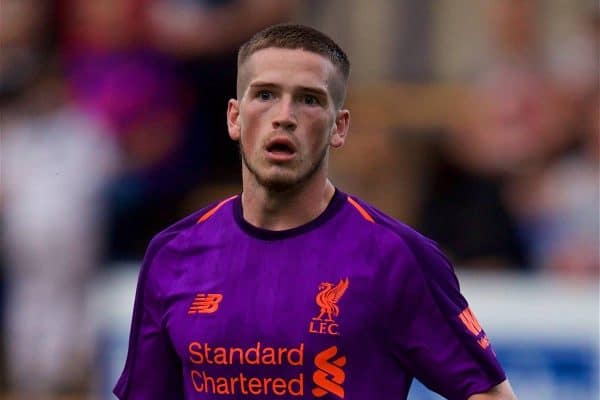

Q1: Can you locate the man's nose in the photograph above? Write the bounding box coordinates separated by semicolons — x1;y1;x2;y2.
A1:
272;98;297;131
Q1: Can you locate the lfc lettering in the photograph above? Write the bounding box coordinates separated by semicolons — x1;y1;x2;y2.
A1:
308;319;340;336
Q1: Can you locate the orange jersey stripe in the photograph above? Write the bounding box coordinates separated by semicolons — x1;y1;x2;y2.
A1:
347;196;375;223
197;195;238;223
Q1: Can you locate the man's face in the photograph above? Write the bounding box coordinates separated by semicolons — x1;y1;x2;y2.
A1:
227;48;349;192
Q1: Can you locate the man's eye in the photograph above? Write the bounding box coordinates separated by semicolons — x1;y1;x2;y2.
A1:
303;95;319;105
258;91;272;101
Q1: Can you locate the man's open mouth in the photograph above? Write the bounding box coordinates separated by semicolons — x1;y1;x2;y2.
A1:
266;138;297;156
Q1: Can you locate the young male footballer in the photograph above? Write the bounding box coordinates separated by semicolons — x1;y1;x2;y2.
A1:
115;24;517;400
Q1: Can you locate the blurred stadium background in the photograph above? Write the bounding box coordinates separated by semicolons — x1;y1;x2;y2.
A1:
0;0;598;399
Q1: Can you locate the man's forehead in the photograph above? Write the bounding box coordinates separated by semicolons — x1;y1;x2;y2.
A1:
240;48;336;86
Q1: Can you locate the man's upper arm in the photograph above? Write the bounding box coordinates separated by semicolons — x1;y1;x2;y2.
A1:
468;380;517;400
113;236;183;399
387;234;508;399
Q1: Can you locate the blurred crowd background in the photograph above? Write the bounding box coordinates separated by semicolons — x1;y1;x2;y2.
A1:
0;0;597;399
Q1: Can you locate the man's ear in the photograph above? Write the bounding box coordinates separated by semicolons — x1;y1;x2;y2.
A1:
330;109;350;148
227;99;241;141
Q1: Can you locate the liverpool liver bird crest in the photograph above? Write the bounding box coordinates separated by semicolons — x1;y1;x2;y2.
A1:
315;278;349;322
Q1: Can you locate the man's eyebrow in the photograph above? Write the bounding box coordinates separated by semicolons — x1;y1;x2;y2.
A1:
248;82;328;97
297;86;328;97
248;81;280;89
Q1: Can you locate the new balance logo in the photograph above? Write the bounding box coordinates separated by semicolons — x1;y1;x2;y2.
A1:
312;346;346;399
188;294;223;314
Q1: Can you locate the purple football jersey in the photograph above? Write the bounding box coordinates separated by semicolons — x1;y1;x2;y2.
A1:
114;189;506;399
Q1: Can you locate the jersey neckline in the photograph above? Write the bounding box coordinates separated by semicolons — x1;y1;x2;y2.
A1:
233;188;346;240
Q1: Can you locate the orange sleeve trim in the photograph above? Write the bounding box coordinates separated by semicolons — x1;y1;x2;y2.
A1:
196;195;238;224
347;196;375;223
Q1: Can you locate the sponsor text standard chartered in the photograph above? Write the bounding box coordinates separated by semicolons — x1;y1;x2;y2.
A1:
188;341;304;396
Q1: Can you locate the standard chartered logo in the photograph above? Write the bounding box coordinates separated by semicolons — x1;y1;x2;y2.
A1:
187;341;346;397
312;346;346;399
188;342;303;396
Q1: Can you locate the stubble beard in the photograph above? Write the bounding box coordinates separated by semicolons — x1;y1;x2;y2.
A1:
240;142;329;193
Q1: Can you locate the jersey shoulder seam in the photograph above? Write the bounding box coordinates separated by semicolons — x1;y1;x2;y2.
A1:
345;194;421;245
346;195;376;223
196;195;238;224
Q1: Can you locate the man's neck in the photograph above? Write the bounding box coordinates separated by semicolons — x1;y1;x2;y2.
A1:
240;176;336;231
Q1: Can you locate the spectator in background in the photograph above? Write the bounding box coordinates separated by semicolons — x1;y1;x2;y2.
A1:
418;0;570;270
513;92;599;279
58;0;300;261
509;11;599;278
0;0;119;396
59;0;188;260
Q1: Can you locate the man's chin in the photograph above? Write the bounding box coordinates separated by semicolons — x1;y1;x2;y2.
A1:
241;147;327;193
255;173;299;193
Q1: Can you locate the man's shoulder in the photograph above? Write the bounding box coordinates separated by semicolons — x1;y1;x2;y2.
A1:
345;193;459;290
134;195;239;296
147;195;239;257
348;195;453;274
344;193;435;250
